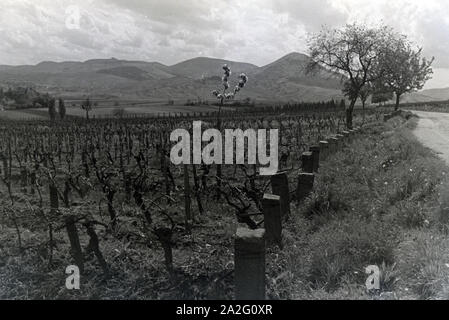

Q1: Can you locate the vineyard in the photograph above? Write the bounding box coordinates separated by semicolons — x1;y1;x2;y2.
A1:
0;101;382;299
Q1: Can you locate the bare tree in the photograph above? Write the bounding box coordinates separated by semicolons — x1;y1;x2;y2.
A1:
81;97;92;120
58;98;66;120
48;98;56;122
211;65;248;198
378;35;434;111
358;82;372;123
371;90;393;106
307;23;391;128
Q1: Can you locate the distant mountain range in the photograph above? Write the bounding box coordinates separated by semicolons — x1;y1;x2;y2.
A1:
0;52;446;103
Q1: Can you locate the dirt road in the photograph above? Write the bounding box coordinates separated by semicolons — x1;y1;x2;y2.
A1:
413;111;449;164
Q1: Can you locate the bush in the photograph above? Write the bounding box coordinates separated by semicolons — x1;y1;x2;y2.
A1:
112;107;126;118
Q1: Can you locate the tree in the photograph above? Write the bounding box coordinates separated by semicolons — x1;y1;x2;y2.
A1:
371;91;393;105
211;64;248;199
81;97;92;120
308;23;392;128
48;98;56;122
358;82;372;123
378;35;434;111
112;107;125;118
58;98;66;120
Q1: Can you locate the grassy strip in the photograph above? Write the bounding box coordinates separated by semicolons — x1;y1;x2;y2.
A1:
267;115;449;299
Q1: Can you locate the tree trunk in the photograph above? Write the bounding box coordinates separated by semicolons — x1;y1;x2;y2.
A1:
395;93;401;111
346;99;356;129
154;228;173;273
65;215;84;273
106;190;117;230
362;100;366;125
49;183;59;215
183;164;192;232
215;98;223;200
63;180;71;208
191;164;204;215
84;222;109;275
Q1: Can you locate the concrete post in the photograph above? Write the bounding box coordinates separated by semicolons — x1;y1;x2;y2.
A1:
342;131;351;143
329;137;338;152
270;172;290;218
234;228;266;300
333;136;342;149
262;194;282;248
309;145;320;172
301;151;314;173
319;141;329;160
297;173;315;201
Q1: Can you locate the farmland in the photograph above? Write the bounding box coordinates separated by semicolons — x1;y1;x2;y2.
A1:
0;101;384;299
0;103;231;121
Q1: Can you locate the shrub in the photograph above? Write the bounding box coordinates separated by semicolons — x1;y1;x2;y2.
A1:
112;107;126;118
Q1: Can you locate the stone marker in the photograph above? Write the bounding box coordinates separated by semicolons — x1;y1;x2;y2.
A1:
301;151;314;173
309;145;320;172
297;173;315;201
319;141;329;160
342;131;351;143
327;138;336;153
235;227;266;300
330;137;339;150
270;172;290;218
262;194;282;248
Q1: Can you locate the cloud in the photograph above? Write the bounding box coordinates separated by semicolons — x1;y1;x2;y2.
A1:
0;0;447;88
271;0;348;31
107;0;219;30
333;0;449;68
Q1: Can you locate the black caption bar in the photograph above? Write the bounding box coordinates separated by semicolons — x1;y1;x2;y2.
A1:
0;300;429;318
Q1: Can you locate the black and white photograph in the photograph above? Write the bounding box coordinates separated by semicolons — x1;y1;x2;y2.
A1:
1;0;449;305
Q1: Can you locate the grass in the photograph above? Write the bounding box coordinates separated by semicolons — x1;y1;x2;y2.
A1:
1;112;449;299
267;113;449;299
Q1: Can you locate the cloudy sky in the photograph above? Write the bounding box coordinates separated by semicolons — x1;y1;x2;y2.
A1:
0;0;448;88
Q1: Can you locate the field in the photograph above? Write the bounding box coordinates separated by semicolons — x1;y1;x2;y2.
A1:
0;103;232;121
0;101;385;298
3;102;447;300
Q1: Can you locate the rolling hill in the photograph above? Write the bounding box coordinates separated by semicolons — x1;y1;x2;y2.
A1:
11;53;449;104
414;87;449;101
169;57;259;80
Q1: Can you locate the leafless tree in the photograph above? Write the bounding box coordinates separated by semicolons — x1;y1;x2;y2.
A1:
378;35;434;110
307;23;392;128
